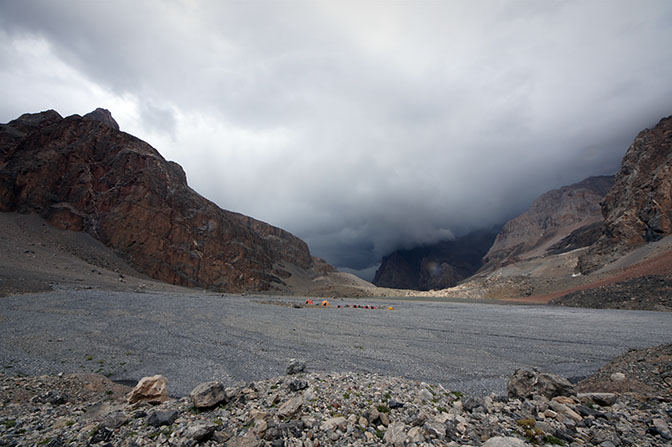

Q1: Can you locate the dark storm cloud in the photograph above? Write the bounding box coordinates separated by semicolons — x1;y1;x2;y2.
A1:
1;1;672;278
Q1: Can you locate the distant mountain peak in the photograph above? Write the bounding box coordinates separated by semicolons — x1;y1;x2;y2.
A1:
83;108;119;130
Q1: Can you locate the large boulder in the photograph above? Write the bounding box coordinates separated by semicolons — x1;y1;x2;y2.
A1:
127;375;169;404
507;369;575;400
189;381;228;409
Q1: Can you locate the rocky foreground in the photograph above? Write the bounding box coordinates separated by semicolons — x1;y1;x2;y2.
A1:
1;347;671;447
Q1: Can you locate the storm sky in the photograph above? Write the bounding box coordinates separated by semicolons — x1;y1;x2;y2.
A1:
1;1;672;279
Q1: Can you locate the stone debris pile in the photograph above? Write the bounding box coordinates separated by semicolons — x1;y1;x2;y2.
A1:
0;367;670;446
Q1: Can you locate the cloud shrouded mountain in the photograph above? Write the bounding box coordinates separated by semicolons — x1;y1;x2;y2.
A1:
1;1;671;279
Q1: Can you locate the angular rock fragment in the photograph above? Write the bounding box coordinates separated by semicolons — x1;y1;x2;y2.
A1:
183;421;217;442
286;359;306;375
277;396;303;418
127;375;168;404
507;368;575;399
189;381;227;409
147;409;179;427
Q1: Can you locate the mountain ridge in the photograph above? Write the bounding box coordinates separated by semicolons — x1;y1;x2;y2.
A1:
0;109;330;292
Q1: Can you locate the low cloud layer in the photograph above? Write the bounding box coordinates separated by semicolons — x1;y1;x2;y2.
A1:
2;1;672;278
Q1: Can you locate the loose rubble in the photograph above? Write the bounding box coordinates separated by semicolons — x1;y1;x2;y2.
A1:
1;358;671;447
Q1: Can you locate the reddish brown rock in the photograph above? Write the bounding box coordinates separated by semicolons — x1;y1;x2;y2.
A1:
127;375;169;404
482;176;613;269
0;109;326;292
579;116;672;273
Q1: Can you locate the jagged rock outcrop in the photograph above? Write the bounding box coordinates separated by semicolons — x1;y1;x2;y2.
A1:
579;116;672;273
482;176;614;269
0;109;325;292
83;107;120;130
372;229;498;290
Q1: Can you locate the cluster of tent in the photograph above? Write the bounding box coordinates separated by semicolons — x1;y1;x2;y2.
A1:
304;299;394;311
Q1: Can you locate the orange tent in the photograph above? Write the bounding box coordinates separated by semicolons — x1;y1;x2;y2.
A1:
321;300;330;307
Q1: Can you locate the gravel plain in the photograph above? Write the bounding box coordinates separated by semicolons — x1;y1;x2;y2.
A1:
1;289;670;397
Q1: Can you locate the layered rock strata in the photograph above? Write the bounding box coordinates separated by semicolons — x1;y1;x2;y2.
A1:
579;116;672;273
482;176;614;269
0;109;324;292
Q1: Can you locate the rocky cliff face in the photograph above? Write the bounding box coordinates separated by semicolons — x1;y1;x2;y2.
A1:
578;116;672;273
0;109;323;292
482;176;614;269
372;229;498;290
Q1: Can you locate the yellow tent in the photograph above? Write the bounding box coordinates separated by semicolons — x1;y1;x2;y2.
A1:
321;300;330;307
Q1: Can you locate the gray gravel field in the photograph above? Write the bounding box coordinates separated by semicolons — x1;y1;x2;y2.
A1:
0;289;670;397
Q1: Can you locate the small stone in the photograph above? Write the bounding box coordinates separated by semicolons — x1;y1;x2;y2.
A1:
147;409;179;427
254;419;268;435
286;359;306;375
358;416;368;427
288;379;308;392
444;420;458;441
367;407;381;424
36;390;66;405
91;427;114;443
225;436;261;447
190;381;228;409
550;400;582;422
320;416;347;432
387;399;404;409
98;412;130;429
418;388;433;401
302;387;315;401
379;412;390;426
250;409;268;421
277;396;303;418
482;436;528;447
652;417;671;436
127;375;169;404
425;420;446;439
544;409;558;419
383;422;408;447
412;413;427;426
461;396;483;412
184;421;217;442
610;372;625;382
407;426;425;443
577;392;618;406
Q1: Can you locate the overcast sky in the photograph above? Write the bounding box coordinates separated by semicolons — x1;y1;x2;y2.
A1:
1;1;672;279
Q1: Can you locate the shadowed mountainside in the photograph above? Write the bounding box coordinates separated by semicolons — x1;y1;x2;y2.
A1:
372;229;499;290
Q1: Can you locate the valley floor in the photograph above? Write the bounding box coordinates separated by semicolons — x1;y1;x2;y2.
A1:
1;289;670;398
